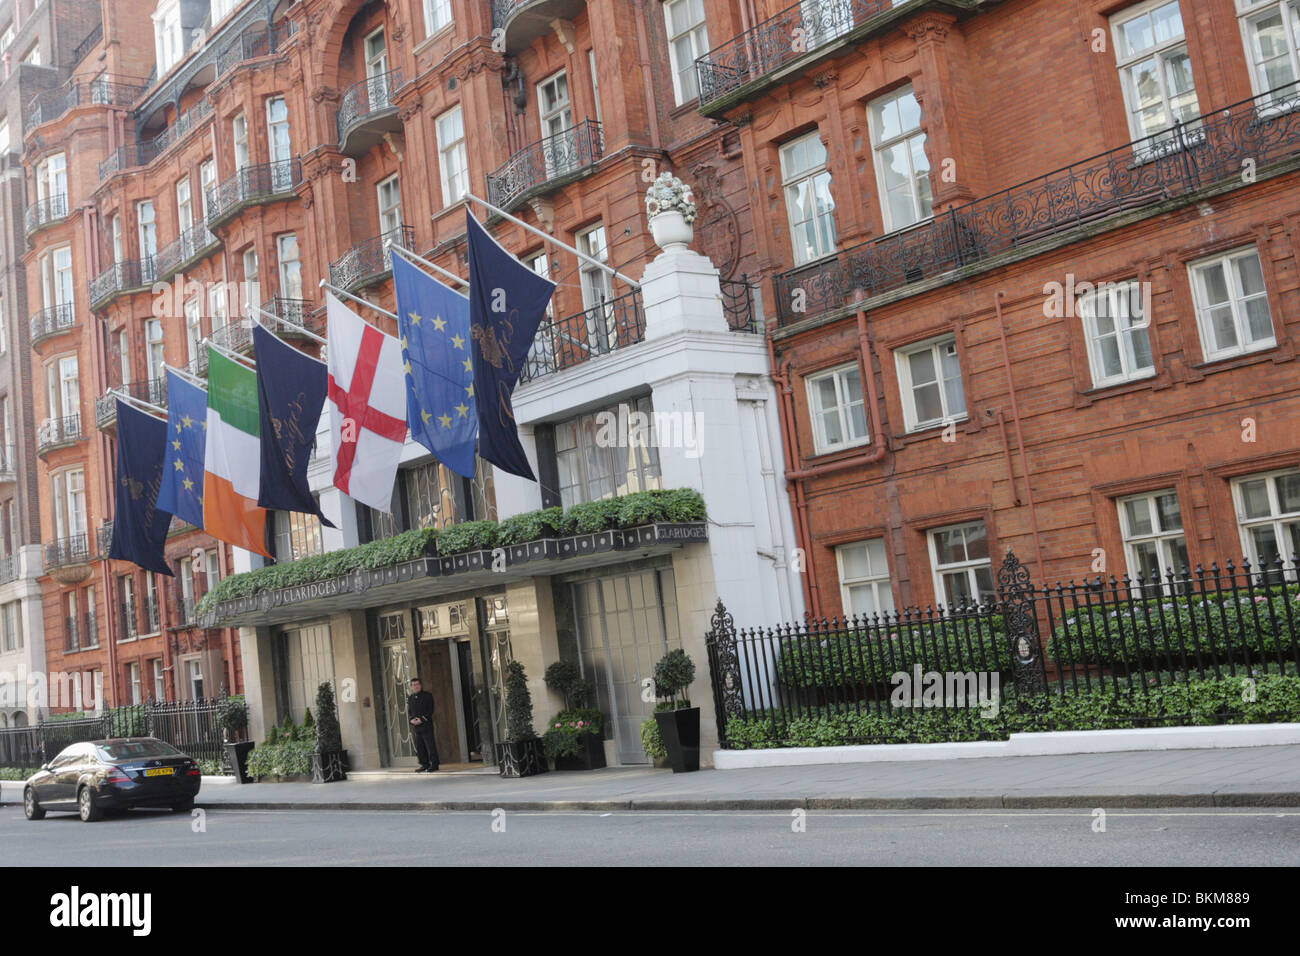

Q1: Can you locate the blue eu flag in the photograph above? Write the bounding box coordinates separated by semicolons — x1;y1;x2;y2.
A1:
253;324;335;526
109;399;174;576
156;368;207;529
464;210;555;481
392;253;478;478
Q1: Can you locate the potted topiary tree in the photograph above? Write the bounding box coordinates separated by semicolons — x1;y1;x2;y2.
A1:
310;681;348;783
652;649;700;772
495;660;547;778
540;661;606;771
219;697;255;785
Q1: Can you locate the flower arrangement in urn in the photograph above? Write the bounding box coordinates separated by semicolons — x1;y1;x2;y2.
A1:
645;172;697;251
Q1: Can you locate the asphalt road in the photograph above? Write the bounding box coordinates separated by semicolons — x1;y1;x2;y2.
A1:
4;804;1298;866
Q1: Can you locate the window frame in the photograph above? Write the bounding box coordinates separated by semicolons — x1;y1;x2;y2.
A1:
835;538;895;619
779;131;837;266
1237;0;1300;101
1117;488;1190;586
1233;468;1300;569
805;361;870;455
663;0;710;105
422;0;453;38
927;520;996;608
894;334;967;433
867;84;933;233
1110;0;1200;144
434;105;468;207
1187;246;1276;362
1078;279;1157;388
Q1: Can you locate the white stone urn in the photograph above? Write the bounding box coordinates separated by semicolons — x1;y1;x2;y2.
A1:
646;172;697;253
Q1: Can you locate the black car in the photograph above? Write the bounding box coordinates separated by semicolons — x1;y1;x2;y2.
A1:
23;737;202;822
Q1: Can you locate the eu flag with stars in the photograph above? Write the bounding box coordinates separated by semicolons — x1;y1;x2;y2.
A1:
392;253;478;478
253;324;335;526
156;368;207;529
108;399;174;576
464;210;555;481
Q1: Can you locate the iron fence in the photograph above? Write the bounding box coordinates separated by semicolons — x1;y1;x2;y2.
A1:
0;697;236;770
89;257;157;308
337;67;403;144
205;159;302;225
520;289;645;384
156;222;220;278
707;551;1300;748
44;533;89;570
329;224;412;289
772;79;1300;326
486;119;604;211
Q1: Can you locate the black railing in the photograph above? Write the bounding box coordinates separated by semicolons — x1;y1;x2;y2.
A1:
208;318;254;354
720;276;761;333
96;521;114;556
72;23;103;65
24;193;68;233
36;414;82;454
98;140;162;179
143;595;160;634
178;595;197;626
486;120;604;211
329;224;412;289
95;378;168;429
156;222;220;278
83;611;99;649
263;297;315;333
337;68;403;144
89;257;157;308
44;532;89;570
118;600;138;641
29;303;76;345
214;19;296;77
0;555;14;584
707;551;1300;749
65;616;81;652
773;80;1300;327
520;290;645;384
150;96;214;155
0;444;13;480
25;73;146;128
695;0;892;111
205;159;302;226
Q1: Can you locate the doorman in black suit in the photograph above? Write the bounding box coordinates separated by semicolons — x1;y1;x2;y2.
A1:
407;677;439;772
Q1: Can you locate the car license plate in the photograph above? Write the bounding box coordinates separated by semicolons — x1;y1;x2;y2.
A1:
143;768;173;777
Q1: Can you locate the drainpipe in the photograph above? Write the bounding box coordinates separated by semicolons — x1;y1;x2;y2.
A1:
768;339;816;617
993;290;1045;582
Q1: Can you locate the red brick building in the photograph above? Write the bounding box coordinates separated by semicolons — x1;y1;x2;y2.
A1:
693;0;1300;619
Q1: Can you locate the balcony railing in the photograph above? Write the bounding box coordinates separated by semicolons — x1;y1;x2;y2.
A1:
773;79;1300;327
156;222;221;280
205;159;302;227
150;96;214;156
83;611;99;649
29;302;76;346
37;414;83;455
263;297;318;334
45;532;90;570
178;595;197;627
0;444;14;482
337;68;403;153
89;257;157;310
72;23;103;65
329;225;412;290
214;19;297;77
98;141;162;179
694;0;894;112
65;615;81;652
25;73;147;129
519;290;645;385
486;119;604;212
97;521;114;556
24;193;68;234
95;379;168;430
208;318;254;354
143;595;160;634
490;0;588;52
0;555;15;585
119;600;138;641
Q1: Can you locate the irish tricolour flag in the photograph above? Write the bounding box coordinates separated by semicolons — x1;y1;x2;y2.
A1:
203;346;271;558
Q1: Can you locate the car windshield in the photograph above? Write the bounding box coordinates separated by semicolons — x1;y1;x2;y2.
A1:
95;740;182;760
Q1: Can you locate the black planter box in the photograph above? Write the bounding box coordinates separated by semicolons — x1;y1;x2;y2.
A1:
496;739;548;778
654;707;701;773
224;741;256;784
551;732;607;772
311;749;349;783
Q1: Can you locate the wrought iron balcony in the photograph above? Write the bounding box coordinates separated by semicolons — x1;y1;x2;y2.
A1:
0;444;14;483
329;225;413;291
262;297;318;335
24;73;146;129
694;0;897;113
205;159;302;229
143;595;161;634
95;379;168;431
118;600;138;641
24;193;69;235
151;96;214;156
337;68;403;155
214;19;297;77
65;615;81;652
0;555;15;585
156;223;221;281
178;595;197;627
208;318;254;355
96;521;114;557
486;120;604;213
772;79;1300;327
37;414;83;456
29;302;76;347
45;532;90;571
89;257;157;310
519;290;645;385
490;0;589;54
720;277;762;334
83;611;100;648
98;141;162;179
72;23;103;65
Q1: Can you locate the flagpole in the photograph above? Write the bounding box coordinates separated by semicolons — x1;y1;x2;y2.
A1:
387;243;470;294
461;193;641;289
207;339;257;370
245;302;328;346
106;388;167;419
319;279;399;320
163;363;207;388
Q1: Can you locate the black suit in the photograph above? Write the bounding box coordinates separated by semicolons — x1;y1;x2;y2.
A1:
407;689;439;770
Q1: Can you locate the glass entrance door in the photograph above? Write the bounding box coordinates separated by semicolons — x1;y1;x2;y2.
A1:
377;612;417;766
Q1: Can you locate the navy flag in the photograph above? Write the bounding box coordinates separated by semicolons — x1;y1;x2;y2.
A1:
392;253;478;478
156;368;207;529
464;210;556;481
253;323;335;527
109;399;174;576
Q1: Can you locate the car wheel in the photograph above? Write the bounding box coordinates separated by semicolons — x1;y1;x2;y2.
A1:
170;799;195;812
77;786;102;822
23;787;45;821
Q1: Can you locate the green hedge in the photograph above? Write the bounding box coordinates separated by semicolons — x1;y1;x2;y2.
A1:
724;674;1300;749
197;488;707;617
245;739;314;778
1047;591;1300;668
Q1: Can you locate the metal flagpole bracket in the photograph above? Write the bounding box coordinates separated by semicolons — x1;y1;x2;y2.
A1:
387;241;470;294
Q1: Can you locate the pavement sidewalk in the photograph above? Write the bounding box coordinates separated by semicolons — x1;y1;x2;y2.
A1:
7;744;1297;811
